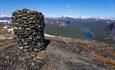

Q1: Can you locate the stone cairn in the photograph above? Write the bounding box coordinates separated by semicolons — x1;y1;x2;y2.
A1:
12;9;49;53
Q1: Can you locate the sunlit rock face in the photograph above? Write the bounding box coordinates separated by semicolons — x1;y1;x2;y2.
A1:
12;9;49;52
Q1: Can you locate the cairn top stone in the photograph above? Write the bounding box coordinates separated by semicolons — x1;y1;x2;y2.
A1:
13;8;41;14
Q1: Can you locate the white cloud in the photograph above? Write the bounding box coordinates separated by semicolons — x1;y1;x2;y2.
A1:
65;5;71;9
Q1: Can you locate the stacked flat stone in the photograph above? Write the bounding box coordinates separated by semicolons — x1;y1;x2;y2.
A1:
12;9;46;52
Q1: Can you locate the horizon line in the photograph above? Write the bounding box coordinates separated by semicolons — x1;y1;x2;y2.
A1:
0;14;115;19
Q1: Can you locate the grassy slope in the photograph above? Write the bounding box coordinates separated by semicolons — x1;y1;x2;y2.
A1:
45;23;115;44
0;33;115;69
40;35;115;70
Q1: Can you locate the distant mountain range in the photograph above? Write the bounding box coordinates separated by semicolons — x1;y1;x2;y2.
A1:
0;17;11;23
0;17;11;20
0;16;115;24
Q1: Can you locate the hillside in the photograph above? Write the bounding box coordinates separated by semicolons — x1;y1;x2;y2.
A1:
45;23;115;44
0;17;115;70
0;16;115;44
0;34;115;70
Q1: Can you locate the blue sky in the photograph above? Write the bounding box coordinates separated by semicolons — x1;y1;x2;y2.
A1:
0;0;115;17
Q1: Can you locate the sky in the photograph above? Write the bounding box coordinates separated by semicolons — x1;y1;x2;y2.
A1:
0;0;115;18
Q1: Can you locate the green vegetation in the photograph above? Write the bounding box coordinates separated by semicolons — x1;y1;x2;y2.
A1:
45;23;115;45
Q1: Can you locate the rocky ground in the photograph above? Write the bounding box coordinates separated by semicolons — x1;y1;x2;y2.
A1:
0;36;115;70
